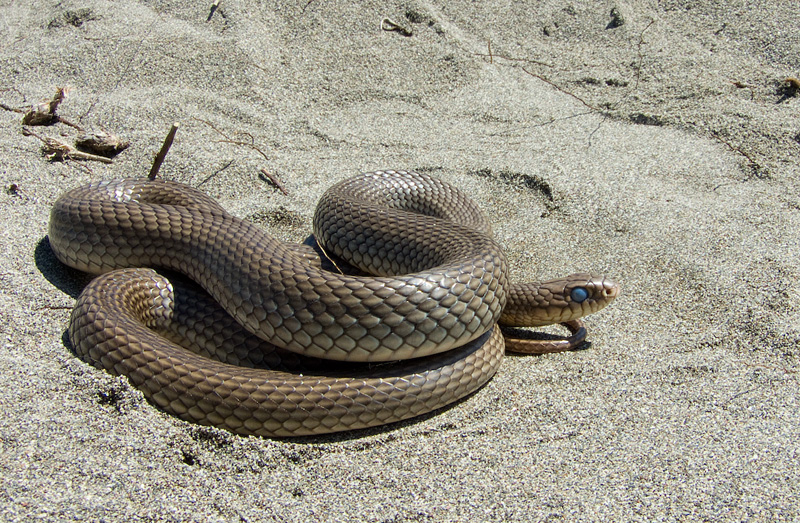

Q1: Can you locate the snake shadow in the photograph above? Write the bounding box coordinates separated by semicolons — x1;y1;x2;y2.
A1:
35;235;91;359
35;235;94;299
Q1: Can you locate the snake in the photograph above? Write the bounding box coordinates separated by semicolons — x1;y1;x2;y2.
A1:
49;170;619;437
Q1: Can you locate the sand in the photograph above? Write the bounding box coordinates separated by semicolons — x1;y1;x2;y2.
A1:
1;1;798;521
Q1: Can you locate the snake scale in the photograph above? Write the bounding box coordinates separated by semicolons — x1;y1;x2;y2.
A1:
49;170;619;437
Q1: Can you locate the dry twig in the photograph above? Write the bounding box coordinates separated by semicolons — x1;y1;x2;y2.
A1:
6;183;34;200
259;168;289;196
0;102;24;114
634;20;655;90
207;0;221;22
521;67;600;112
19;87;83;130
3;87;85;130
21;87;68;126
711;130;764;179
149;122;179;180
193;117;287;194
314;240;344;275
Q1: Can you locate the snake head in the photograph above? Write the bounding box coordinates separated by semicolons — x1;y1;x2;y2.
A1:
500;273;620;327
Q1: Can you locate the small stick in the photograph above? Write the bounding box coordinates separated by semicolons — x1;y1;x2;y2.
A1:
634;20;655;90
197;159;234;187
54;115;85;131
6;183;33;200
193;117;287;193
710;130;764;178
471;51;552;68
0;102;25;114
36;304;74;311
6;88;85;130
521;67;600;111
207;0;221;22
149;122;179;180
487;39;493;64
380;17;412;36
259;168;289;195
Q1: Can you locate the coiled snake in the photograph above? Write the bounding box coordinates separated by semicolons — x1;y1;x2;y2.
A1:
49;170;618;437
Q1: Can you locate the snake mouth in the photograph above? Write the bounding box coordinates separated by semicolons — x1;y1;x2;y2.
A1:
601;279;621;301
588;277;620;316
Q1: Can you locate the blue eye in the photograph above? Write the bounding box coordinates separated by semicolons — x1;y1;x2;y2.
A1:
570;287;589;303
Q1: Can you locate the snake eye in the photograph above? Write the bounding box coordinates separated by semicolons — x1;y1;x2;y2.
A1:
570;287;589;303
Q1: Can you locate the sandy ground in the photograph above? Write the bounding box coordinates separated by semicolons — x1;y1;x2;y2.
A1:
1;1;799;521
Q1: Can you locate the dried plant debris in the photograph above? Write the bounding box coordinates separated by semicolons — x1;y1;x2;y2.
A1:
381;17;413;36
1;87;75;127
23;128;113;164
75;130;130;157
193;117;287;194
607;7;625;29
782;77;800;97
47;8;99;29
21;87;68;126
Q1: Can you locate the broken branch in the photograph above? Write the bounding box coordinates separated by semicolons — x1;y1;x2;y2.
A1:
149;122;179;180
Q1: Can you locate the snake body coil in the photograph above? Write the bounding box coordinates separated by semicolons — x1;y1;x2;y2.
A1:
49;170;618;437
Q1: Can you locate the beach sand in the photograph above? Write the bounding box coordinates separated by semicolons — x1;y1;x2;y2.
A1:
1;1;798;521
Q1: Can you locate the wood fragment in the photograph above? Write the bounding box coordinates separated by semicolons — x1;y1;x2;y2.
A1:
472;51;552;68
302;0;318;13
35;304;75;311
54;116;84;131
314;240;344;275
634;20;655;90
149;122;179;180
207;0;221;22
711;130;764;179
6;183;32;199
381;17;413;36
0;102;25;114
22;87;68;126
259;168;289;195
784;77;800;96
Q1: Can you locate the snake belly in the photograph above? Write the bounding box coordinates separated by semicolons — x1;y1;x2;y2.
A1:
49;170;515;436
